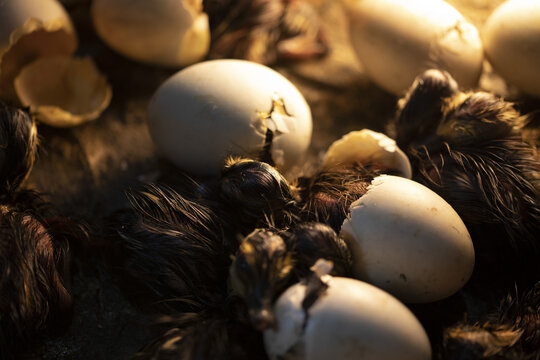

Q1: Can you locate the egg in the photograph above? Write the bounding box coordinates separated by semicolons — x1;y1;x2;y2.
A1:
322;129;412;178
483;0;540;98
343;0;483;95
147;59;313;175
91;0;210;67
264;275;432;360
0;0;77;101
340;175;474;303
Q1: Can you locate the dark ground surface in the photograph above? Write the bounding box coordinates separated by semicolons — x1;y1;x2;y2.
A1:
15;0;539;359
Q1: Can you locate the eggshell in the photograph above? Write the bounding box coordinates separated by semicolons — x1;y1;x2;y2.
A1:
91;0;210;67
14;56;112;127
322;129;412;178
340;175;474;303
344;0;483;95
147;59;313;175
0;0;77;101
264;276;432;360
483;0;540;98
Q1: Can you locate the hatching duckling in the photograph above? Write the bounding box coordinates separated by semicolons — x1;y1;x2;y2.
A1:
229;222;351;331
394;69;540;284
298;165;378;233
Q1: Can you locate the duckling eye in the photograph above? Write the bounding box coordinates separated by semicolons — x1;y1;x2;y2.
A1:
237;257;249;271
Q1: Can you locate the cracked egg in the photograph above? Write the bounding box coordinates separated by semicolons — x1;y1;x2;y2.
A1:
343;0;483;95
322;129;412;178
340;175;475;303
264;275;431;360
147;59;312;175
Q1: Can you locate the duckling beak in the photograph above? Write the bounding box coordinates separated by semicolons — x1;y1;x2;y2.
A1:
249;305;276;331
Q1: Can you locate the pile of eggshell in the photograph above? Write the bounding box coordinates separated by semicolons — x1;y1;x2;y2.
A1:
0;0;111;126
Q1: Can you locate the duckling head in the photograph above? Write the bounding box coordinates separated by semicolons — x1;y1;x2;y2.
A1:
229;228;293;331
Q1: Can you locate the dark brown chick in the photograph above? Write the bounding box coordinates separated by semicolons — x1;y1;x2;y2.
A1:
218;157;301;234
0;101;37;198
204;0;328;65
229;228;293;331
395;69;540;284
0;102;81;359
298;165;377;233
0;193;77;360
133;297;268;360
442;282;540;360
110;184;234;312
286;222;353;278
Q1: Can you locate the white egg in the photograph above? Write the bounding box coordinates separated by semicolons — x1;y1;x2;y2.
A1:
322;129;412;178
91;0;210;67
340;175;474;303
483;0;540;98
0;0;77;101
343;0;483;95
264;276;432;360
147;59;313;176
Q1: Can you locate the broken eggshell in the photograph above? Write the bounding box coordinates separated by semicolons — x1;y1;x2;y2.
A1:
14;56;112;127
322;129;412;178
147;59;312;176
340;175;474;303
91;0;210;67
264;276;431;360
343;0;483;95
0;0;77;101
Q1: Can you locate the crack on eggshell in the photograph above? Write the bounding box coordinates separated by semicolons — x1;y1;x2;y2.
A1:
277;263;331;360
253;94;296;168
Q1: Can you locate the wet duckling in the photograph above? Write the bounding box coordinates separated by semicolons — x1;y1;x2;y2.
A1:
0;101;37;198
442;282;540;359
287;222;353;278
229;228;293;331
229;222;352;331
218;157;301;234
110;184;233;312
298;165;378;233
0;102;82;359
394;69;540;283
133;297;268;360
0;199;74;359
204;0;328;65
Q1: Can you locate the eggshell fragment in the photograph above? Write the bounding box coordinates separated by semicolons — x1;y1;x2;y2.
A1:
0;0;77;101
344;0;483;95
483;0;540;98
147;59;313;175
14;56;112;127
322;129;412;178
340;175;474;303
91;0;210;67
264;276;432;360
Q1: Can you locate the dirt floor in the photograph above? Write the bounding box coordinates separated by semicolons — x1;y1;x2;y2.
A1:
17;0;537;359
